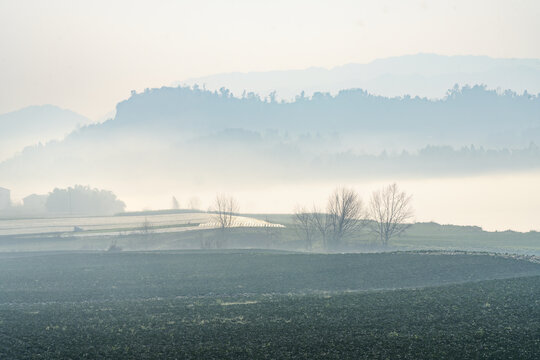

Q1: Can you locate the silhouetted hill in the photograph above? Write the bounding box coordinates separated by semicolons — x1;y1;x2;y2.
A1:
109;84;540;150
179;54;540;101
0;105;91;161
1;85;539;204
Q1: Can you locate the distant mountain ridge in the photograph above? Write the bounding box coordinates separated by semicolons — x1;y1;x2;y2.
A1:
1;83;540;213
4;84;538;162
179;54;540;100
0;105;90;162
109;84;540;151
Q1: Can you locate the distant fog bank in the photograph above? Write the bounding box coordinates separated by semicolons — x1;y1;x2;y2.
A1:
1;82;539;231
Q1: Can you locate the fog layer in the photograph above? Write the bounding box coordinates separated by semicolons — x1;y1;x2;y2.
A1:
1;85;539;231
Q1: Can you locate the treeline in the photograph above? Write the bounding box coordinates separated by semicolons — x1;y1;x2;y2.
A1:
312;143;540;176
105;84;540;149
11;185;125;216
292;184;413;251
180;137;540;179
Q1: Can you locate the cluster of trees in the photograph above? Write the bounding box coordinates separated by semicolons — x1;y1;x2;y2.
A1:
45;185;126;216
114;84;540;142
294;184;413;250
203;185;413;250
2;185;126;216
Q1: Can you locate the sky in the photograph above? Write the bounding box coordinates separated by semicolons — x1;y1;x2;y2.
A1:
1;0;540;120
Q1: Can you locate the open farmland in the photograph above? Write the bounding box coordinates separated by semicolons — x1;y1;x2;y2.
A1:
0;212;278;237
2;212;540;254
0;212;284;252
0;251;539;359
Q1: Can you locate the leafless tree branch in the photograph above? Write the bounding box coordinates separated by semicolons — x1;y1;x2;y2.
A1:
213;194;239;230
369;183;414;246
293;205;315;250
327;187;364;249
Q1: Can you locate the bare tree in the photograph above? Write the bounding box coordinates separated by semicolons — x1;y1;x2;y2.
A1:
171;196;179;210
369;183;414;246
327;187;364;249
293;206;315;250
137;217;154;248
213;194;239;230
209;194;239;248
141;217;153;236
311;205;331;250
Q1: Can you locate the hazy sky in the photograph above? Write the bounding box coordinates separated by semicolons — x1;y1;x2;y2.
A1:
1;0;540;119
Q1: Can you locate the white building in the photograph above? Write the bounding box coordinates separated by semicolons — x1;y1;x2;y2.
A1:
0;187;10;210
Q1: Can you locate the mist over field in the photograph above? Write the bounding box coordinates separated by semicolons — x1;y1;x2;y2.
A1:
0;105;90;162
1;77;540;231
